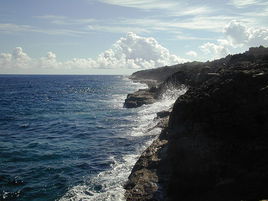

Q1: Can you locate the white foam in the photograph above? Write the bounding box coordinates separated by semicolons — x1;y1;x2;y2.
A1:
110;77;147;109
58;155;138;201
59;82;187;201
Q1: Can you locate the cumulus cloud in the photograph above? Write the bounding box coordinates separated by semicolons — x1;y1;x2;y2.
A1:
186;51;197;57
200;42;229;59
97;32;187;69
0;47;31;69
199;21;268;60
224;20;268;47
0;32;187;73
0;53;12;67
39;51;61;69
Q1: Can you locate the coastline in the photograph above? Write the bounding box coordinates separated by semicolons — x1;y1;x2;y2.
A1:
123;78;179;201
124;118;170;201
123;47;268;201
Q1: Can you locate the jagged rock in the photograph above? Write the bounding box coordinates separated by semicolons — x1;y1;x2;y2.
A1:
125;129;169;201
124;89;157;108
125;47;268;201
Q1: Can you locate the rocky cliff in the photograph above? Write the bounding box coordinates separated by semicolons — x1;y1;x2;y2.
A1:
124;46;268;201
124;50;231;108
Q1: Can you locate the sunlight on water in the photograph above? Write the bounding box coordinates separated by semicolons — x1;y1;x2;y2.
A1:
0;75;186;201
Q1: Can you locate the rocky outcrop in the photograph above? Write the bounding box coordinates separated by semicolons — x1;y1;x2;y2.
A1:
156;111;170;119
125;116;170;201
125;46;268;201
124;88;157;108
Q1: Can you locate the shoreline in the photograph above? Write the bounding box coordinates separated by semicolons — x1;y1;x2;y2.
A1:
123;47;268;201
124;118;170;201
123;78;176;201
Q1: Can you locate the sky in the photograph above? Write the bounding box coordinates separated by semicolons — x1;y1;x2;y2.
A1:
0;0;268;74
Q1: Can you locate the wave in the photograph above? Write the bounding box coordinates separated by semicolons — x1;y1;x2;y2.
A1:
58;83;187;201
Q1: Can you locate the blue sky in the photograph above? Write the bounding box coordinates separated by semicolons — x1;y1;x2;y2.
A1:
0;0;268;74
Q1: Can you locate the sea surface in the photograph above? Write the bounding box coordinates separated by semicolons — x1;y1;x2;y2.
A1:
0;75;186;201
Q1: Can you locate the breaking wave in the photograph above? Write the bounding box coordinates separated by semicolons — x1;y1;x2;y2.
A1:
59;82;187;201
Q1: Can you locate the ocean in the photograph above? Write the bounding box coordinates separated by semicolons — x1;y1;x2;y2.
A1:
0;75;186;201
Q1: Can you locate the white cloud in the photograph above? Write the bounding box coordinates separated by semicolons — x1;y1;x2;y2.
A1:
39;52;61;69
200;42;229;59
224;20;268;47
88;25;149;34
0;23;87;36
170;6;214;16
0;53;12;68
36;15;96;25
229;0;258;8
228;0;268;8
248;28;268;46
199;20;268;60
37;12;226;36
121;16;236;33
97;0;178;10
94;32;187;68
97;0;213;17
0;33;187;73
12;47;31;67
0;23;33;33
0;47;32;69
224;21;250;45
186;51;198;57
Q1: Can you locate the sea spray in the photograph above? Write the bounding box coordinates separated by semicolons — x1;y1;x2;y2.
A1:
59;83;187;201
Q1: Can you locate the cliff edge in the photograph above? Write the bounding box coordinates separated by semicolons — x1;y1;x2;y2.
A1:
125;46;268;201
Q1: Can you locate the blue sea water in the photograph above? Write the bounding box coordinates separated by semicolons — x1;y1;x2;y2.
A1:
0;75;186;201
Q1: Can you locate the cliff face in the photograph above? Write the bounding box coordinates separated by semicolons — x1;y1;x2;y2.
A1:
125;47;268;201
167;68;268;201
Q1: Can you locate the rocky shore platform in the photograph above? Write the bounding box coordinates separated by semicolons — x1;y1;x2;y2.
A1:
124;47;268;201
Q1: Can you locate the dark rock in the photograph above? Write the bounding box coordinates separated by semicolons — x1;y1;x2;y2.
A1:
130;62;209;83
156;111;170;119
125;47;268;201
125;130;169;201
167;69;268;201
124;89;157;108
